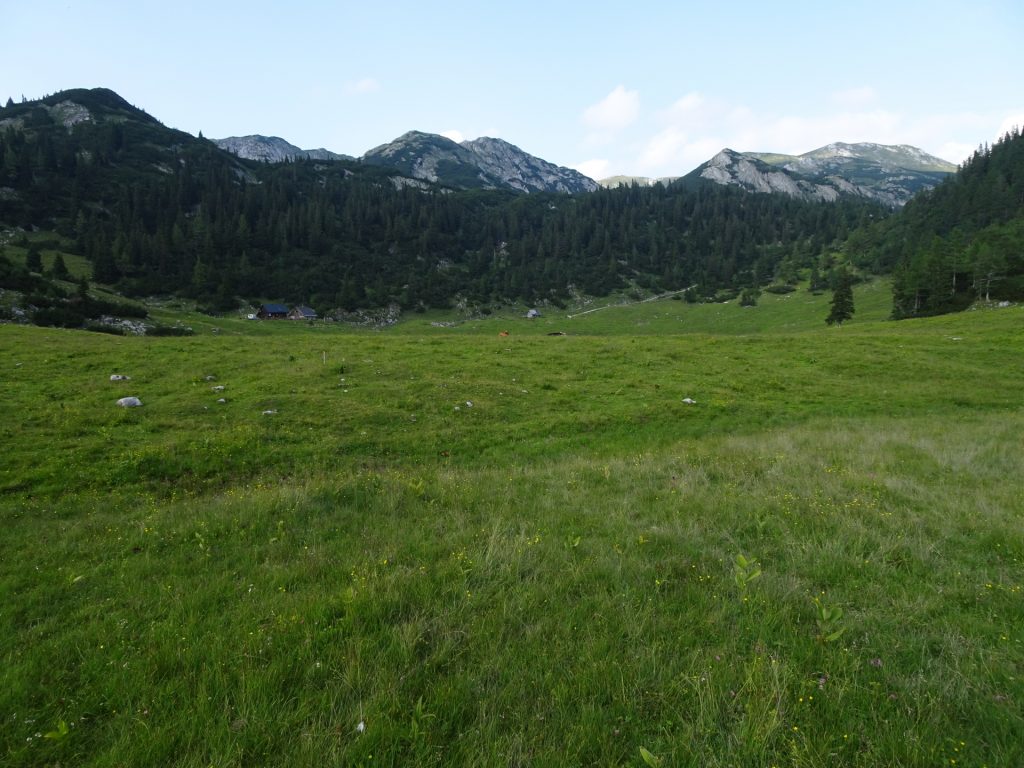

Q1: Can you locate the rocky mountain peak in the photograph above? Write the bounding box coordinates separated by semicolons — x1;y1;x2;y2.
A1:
213;135;351;163
362;131;597;193
689;142;955;207
460;136;598;194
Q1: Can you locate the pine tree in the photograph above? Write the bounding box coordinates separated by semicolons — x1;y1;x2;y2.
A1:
25;245;42;273
826;269;855;326
51;253;70;280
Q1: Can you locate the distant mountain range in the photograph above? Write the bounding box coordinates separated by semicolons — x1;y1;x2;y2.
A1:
598;144;954;206
212;128;952;207
6;86;1019;322
3;86;955;207
213;130;598;194
213;135;352;163
680;143;956;207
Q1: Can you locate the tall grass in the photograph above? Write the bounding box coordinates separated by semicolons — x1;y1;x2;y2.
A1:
1;305;1022;766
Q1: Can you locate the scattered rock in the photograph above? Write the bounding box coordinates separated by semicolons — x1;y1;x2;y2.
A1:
204;375;217;381
998;301;1011;308
110;374;131;381
682;398;697;404
465;400;473;408
262;409;277;415
329;303;402;328
117;396;142;407
217;398;227;404
98;316;148;335
212;385;225;392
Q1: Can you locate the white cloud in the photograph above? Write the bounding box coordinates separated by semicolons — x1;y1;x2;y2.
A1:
574;159;610;180
638;126;690;169
441;129;465;143
346;77;380;95
629;92;1002;175
586;87;1018;177
581;85;639;146
997;113;1024;139
938;141;975;165
664;92;704;121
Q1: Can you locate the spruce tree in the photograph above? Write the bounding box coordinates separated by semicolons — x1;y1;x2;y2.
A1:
51;253;70;279
25;245;42;273
826;269;855;326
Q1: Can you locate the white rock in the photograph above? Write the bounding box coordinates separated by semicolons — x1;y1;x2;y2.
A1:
110;374;131;381
212;385;225;392
217;398;227;404
116;396;142;407
682;398;697;404
262;409;277;415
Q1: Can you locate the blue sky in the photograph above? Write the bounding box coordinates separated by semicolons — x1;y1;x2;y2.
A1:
4;0;1022;179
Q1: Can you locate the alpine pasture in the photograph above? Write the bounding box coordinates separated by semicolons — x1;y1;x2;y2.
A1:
2;289;1022;767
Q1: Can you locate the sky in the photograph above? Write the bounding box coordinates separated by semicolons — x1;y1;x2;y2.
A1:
3;0;1022;180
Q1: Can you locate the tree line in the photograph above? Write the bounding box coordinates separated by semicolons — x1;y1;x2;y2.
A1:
0;94;884;313
842;127;1024;317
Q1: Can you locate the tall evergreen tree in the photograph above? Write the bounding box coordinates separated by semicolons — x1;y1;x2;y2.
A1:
25;244;42;273
826;269;855;326
50;253;70;280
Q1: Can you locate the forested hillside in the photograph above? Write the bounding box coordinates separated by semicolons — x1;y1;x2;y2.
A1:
843;127;1024;317
1;89;884;313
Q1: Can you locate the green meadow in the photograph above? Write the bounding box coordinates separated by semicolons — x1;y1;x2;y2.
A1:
1;291;1022;766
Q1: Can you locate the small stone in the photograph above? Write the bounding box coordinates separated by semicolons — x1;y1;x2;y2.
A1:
682;398;697;404
465;400;473;408
212;385;225;392
116;396;142;408
110;374;131;381
217;398;227;404
262;409;277;415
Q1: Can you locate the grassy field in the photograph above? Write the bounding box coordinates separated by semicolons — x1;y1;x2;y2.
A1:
1;299;1022;766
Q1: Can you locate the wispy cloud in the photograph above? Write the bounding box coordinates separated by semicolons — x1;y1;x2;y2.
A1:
346;77;380;95
998;112;1024;138
624;92;1008;176
440;129;465;143
574;158;610;180
582;85;639;146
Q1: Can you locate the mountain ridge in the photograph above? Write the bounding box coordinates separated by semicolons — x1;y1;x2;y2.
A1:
213;135;352;163
683;143;955;207
362;131;598;194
